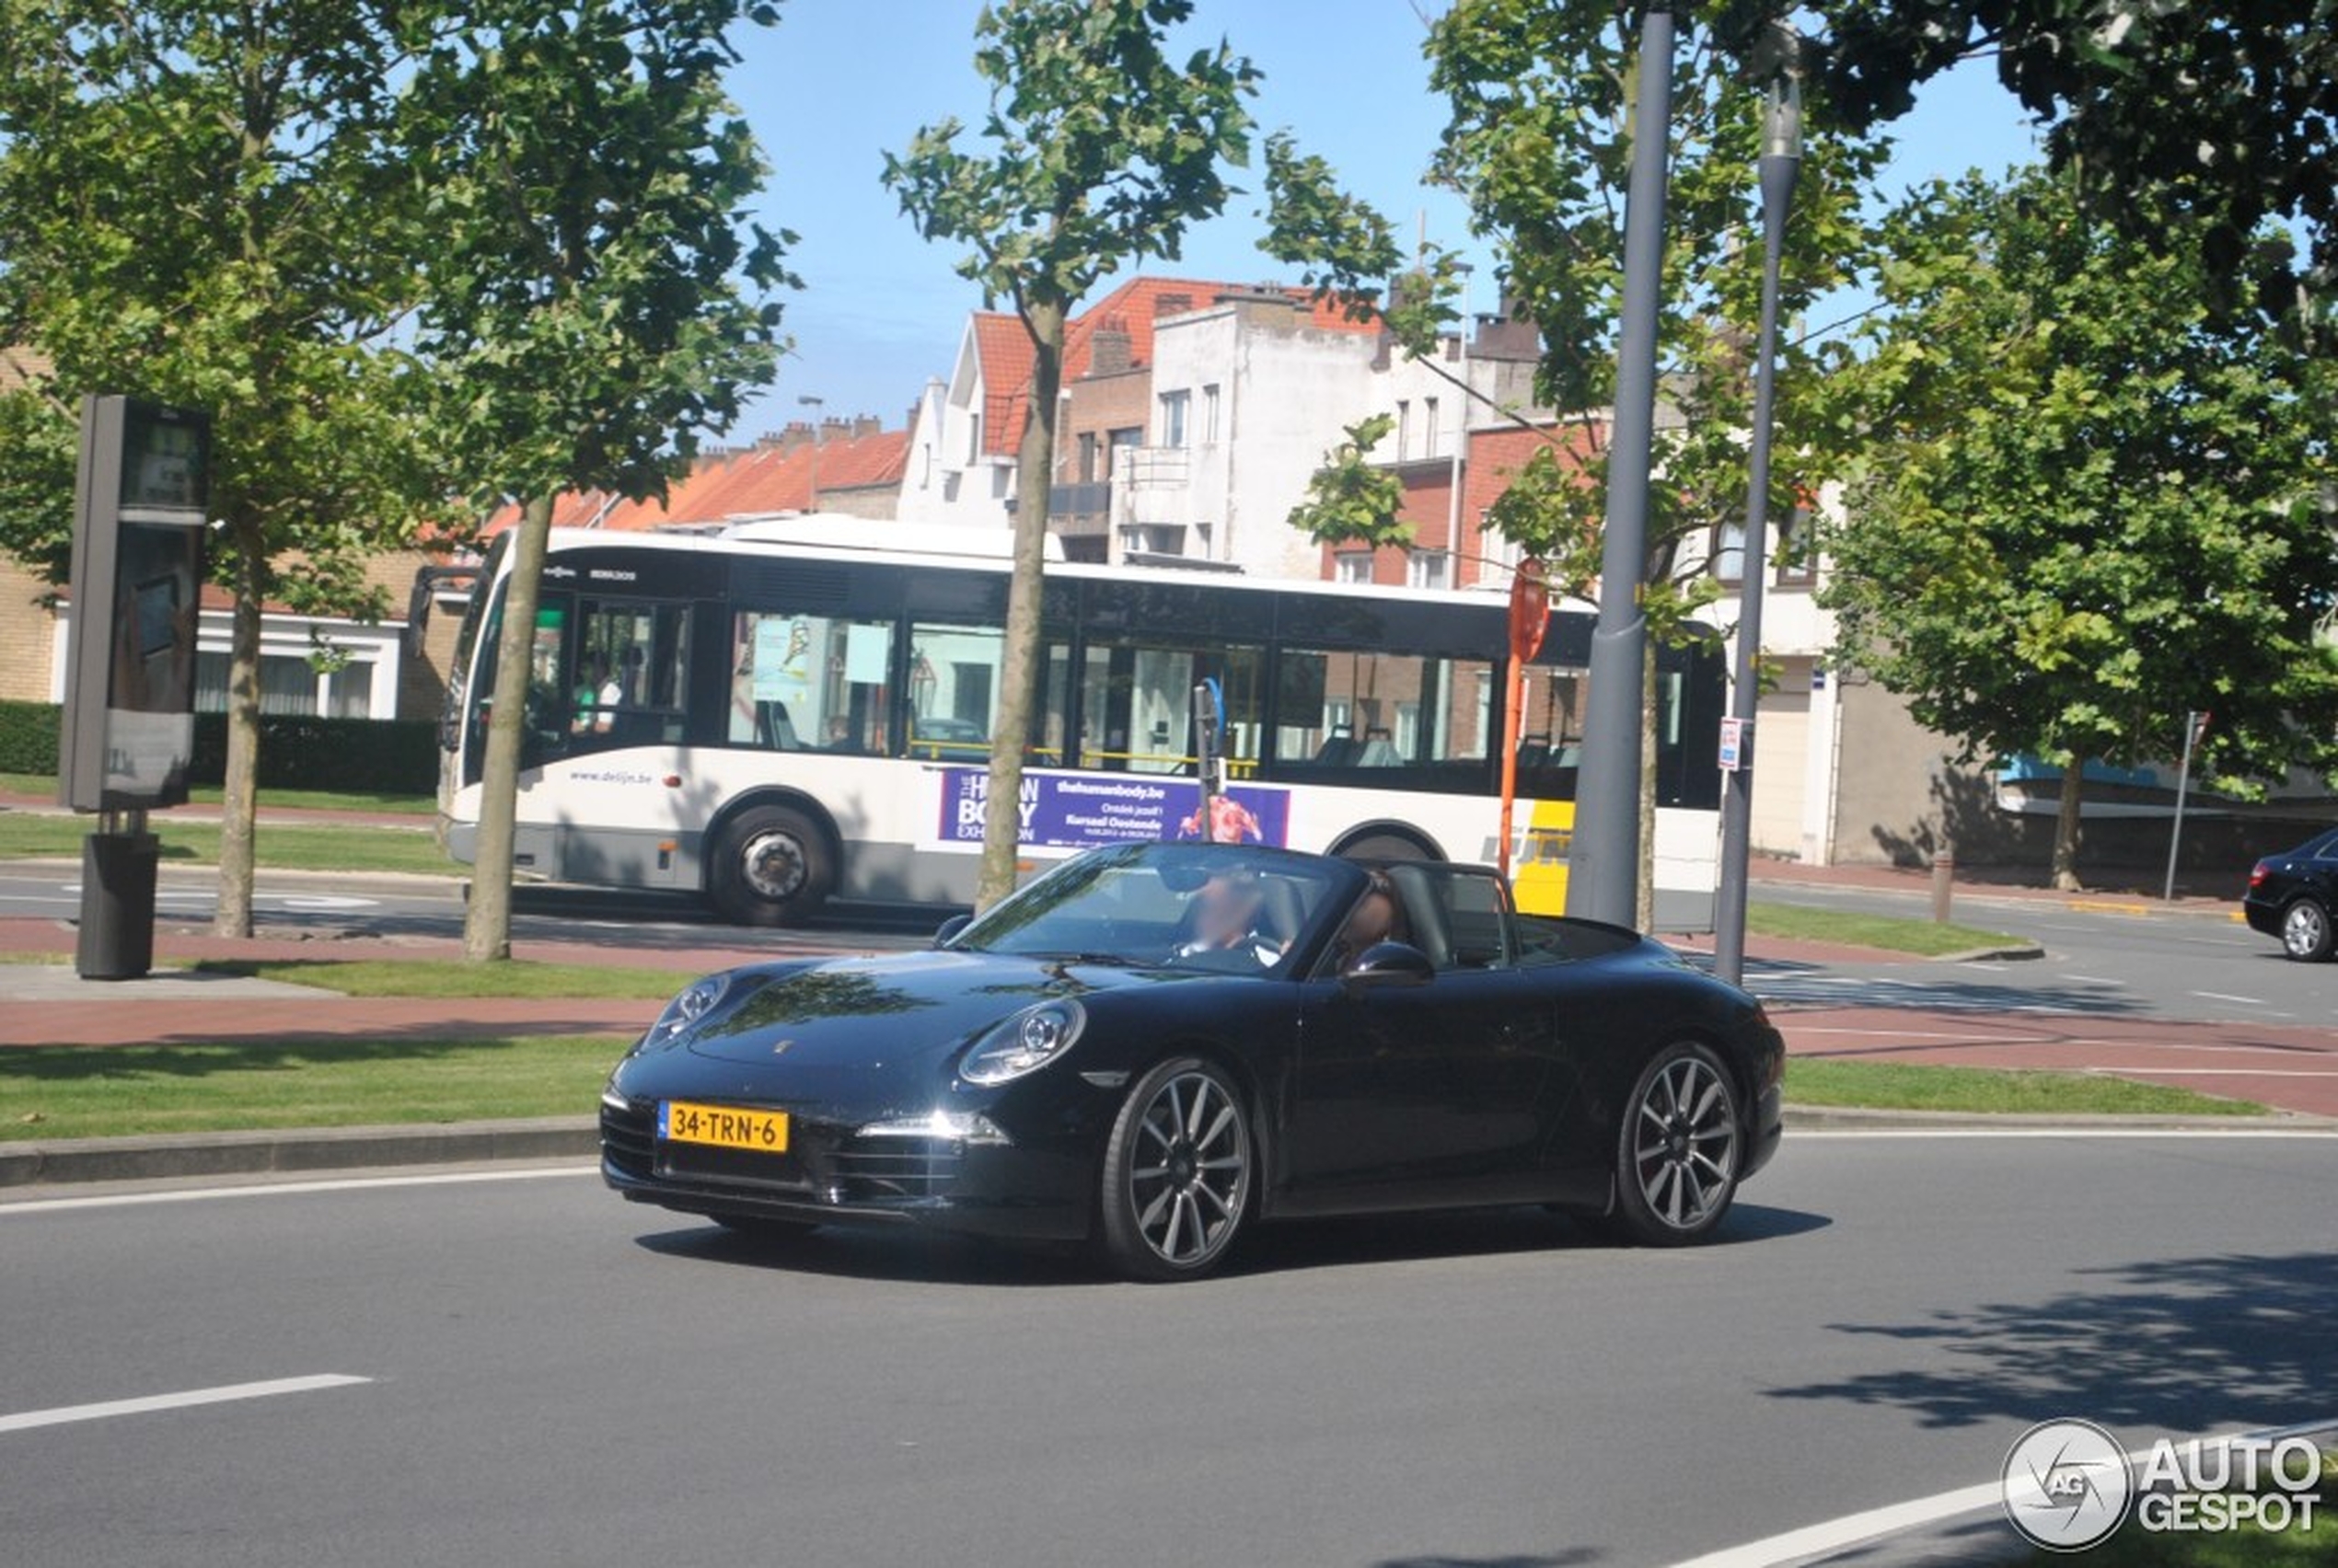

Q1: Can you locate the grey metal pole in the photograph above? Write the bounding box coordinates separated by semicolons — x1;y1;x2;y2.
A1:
2163;711;2197;902
1567;1;1675;928
1712;73;1804;985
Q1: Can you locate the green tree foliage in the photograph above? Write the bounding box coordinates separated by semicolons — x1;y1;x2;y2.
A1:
884;0;1260;912
1418;0;1887;922
399;0;793;961
1819;168;2338;887
1771;0;2338;321
1286;415;1409;551
1425;0;1885;596
0;0;441;936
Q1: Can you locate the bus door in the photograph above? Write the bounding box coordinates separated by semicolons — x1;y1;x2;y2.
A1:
569;598;692;753
1076;634;1264;776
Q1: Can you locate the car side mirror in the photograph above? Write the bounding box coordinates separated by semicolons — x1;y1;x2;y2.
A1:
1340;940;1434;990
933;912;974;949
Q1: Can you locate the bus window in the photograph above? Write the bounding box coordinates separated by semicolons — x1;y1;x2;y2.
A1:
1272;650;1497;789
729;610;897;753
572;600;689;754
1075;635;1264;776
906;623;1075;763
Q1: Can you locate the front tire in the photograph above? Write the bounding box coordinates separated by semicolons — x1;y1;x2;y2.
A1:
1097;1057;1253;1282
1606;1041;1742;1246
2280;898;2334;962
709;805;833;927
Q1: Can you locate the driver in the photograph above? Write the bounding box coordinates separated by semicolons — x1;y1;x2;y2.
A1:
1175;870;1284;967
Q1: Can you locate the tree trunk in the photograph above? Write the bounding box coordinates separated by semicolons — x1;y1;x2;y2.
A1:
464;493;555;961
212;525;265;938
2051;760;2085;891
975;298;1065;913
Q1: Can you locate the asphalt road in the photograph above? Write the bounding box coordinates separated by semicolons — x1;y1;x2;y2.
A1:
4;1133;2333;1568
1739;879;2338;1029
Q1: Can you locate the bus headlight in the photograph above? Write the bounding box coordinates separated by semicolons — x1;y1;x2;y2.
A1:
957;1000;1087;1086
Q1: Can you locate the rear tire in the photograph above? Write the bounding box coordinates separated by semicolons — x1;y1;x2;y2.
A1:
1604;1041;1742;1247
2280;898;2334;962
709;805;833;927
1097;1056;1253;1282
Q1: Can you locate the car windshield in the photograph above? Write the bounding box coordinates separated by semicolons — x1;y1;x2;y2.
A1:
951;842;1360;975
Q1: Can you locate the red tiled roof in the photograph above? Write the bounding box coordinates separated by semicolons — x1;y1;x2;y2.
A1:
479;423;911;537
974;275;1380;457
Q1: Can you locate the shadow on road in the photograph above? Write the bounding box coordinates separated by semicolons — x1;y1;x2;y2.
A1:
629;1200;1834;1288
1766;1249;2338;1435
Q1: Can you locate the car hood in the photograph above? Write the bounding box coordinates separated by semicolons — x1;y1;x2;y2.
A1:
669;948;1180;1076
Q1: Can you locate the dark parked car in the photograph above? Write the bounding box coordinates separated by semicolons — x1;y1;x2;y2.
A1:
2243;827;2338;962
601;840;1785;1280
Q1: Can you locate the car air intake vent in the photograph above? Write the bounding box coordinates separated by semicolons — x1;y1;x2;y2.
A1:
831;1135;963;1203
600;1100;656;1181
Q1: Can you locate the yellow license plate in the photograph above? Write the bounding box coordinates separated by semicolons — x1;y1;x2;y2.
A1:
658;1101;790;1153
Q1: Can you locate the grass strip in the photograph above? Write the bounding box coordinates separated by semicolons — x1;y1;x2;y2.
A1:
189;957;690;1000
1748;901;2030;956
1788;1058;2269;1117
1;1035;624;1142
0;773;434;815
0;814;455;876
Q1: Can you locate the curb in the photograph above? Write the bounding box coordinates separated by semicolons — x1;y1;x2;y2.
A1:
8;1104;2338;1193
1927;941;2043;963
0;1116;597;1189
1779;1104;2338;1134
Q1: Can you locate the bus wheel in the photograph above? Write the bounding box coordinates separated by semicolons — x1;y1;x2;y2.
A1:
711;805;833;927
1335;828;1436;863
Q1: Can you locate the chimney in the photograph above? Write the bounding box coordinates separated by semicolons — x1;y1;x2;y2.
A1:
1152;292;1193;318
765;421;817;454
1091;318;1133;376
853;414;881;440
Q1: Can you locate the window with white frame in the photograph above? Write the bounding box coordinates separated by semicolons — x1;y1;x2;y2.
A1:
1334;552;1374;585
1406;550;1450;591
1202;384;1221;444
1158;388;1190;448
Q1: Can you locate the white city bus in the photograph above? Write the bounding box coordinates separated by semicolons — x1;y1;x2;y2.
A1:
430;516;1725;927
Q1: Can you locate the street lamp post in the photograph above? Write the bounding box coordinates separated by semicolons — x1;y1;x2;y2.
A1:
1711;63;1803;986
798;393;824;511
1567;0;1677;928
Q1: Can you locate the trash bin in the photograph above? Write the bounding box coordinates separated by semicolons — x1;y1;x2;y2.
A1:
77;830;161;981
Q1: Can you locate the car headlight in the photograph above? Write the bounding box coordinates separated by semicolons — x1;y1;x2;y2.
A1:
643;973;733;1046
957;1000;1087;1086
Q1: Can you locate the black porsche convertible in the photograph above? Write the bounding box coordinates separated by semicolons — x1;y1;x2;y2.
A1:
601;840;1785;1281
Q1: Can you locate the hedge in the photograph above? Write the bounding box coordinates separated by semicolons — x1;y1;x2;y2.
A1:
0;700;437;796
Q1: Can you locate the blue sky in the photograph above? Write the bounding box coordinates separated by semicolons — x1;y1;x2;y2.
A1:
725;0;2045;440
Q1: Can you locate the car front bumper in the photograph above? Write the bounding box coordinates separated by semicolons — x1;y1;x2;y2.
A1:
598;1093;1096;1242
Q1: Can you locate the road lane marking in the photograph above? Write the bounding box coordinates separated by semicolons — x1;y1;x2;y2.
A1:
0;1164;596;1216
2066;974;2122;986
0;1375;371;1436
2189;990;2265;1006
